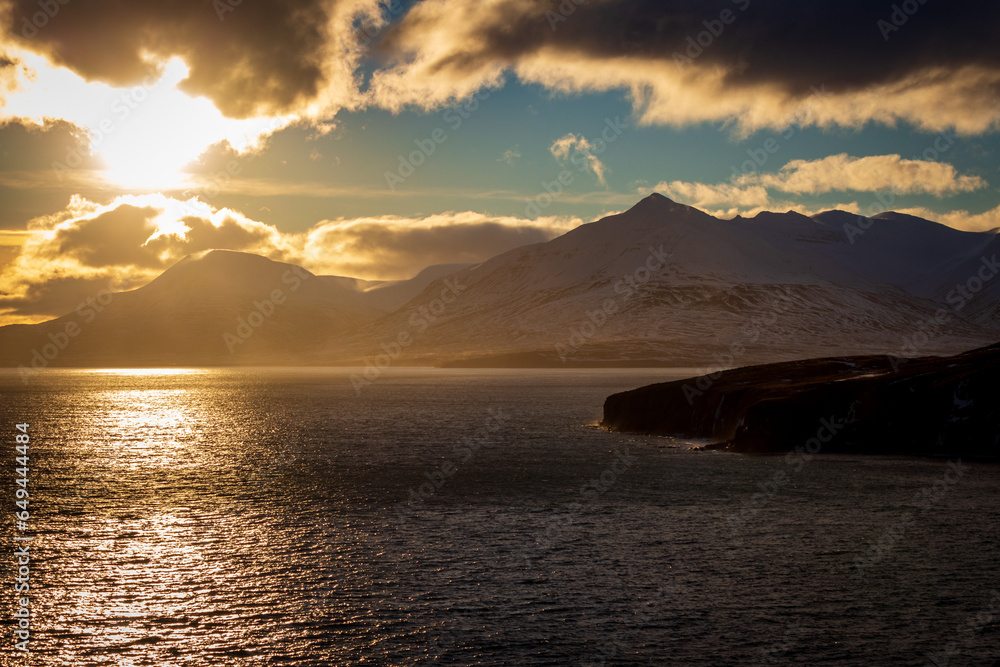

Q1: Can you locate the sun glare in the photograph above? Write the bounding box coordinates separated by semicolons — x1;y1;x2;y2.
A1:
1;47;292;190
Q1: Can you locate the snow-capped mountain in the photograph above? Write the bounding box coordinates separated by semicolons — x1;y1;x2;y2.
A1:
2;194;998;369
327;194;1000;366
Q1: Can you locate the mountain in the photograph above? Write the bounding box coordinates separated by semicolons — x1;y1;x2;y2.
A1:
0;250;383;368
2;195;999;369
326;193;1000;366
600;341;1000;459
360;263;473;312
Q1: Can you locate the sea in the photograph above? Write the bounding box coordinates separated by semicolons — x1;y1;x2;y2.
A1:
1;368;998;666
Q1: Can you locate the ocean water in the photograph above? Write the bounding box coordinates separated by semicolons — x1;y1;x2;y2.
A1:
1;368;998;666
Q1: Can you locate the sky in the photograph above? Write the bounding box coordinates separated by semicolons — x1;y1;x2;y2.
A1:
0;0;998;325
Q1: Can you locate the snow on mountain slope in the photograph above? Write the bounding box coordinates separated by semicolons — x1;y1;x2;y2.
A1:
328;194;1000;366
361;263;473;312
773;210;996;293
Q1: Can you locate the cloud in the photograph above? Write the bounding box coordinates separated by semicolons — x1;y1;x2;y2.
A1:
0;194;582;322
646;153;986;217
748;154;986;195
370;0;1000;133
5;0;1000;138
647;181;770;208
1;0;381;119
499;147;521;166
2;189;995;325
892;204;1000;233
550;133;607;185
366;0;509;112
301;211;580;279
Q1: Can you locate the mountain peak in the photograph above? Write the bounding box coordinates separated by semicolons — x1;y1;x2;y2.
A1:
628;192;715;218
181;248;282;268
143;249;316;297
633;192;680;210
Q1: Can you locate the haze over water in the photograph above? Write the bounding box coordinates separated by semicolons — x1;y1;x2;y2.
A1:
2;368;998;665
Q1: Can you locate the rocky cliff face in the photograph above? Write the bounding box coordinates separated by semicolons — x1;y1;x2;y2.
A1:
601;343;1000;458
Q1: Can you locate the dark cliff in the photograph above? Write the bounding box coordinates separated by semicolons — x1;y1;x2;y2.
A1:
601;343;1000;458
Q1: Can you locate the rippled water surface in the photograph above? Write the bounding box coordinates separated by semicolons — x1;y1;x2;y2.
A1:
1;368;998;666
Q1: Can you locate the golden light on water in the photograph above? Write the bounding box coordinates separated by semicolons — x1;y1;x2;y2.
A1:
81;368;203;376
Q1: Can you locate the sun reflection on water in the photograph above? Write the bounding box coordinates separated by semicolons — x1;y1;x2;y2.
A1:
96;389;198;469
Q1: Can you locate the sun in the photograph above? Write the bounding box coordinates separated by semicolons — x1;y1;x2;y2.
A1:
1;48;291;191
95;58;290;189
94;59;207;188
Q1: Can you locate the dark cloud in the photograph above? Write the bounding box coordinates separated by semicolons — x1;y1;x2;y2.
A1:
1;0;367;118
0;119;93;171
54;204;160;267
381;0;1000;97
6;0;997;128
367;0;1000;131
305;217;560;278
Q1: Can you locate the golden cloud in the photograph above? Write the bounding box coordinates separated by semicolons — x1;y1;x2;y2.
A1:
748;153;986;195
647;153;987;220
644;181;771;209
550;133;607;185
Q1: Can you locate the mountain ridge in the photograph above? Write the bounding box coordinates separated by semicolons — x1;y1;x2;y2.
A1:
2;194;998;369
